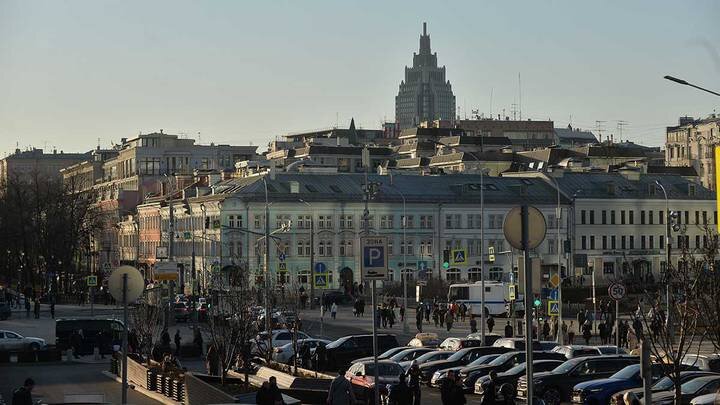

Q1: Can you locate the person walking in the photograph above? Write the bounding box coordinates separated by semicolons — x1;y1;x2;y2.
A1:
445;310;454;332
561;321;569;344
470;317;478;334
542;319;551;341
11;378;35;405
33;299;40;319
407;362;422;405
399;305;405;322
582;321;592;345
331;302;338;320
70;330;83;359
388;373;411;405
327;366;356;405
415;307;424;332
440;370;456;405
487;316;495;333
50;302;55;319
174;330;182;356
504;321;513;338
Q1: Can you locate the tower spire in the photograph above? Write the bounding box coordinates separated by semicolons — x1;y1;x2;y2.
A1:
419;22;431;55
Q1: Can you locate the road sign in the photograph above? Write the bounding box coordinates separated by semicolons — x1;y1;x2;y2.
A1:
550;273;561;288
502;206;547;250
361;236;388;280
314;274;327;287
488;246;495;255
608;282;626;300
417;261;428;271
87;275;98;287
279;252;286;262
278;262;287;272
450;249;467;265
153;261;179;281
155;246;168;260
547;300;560;316
549;288;559;300
314;262;327;273
488;254;496;263
508;284;516;301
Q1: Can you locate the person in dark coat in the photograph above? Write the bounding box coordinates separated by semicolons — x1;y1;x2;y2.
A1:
407;362;422;405
452;372;467;405
174;330;182;356
255;381;271;405
542;320;551;341
33;300;40;319
487;316;495;333
415;307;424;332
481;370;498;405
11;378;34;405
267;377;283;404
389;373;411;405
582;321;592;345
440;370;456;405
504;321;513;337
70;330;83;358
470;317;478;334
160;328;171;351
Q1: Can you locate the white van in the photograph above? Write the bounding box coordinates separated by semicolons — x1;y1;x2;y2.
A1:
447;281;525;317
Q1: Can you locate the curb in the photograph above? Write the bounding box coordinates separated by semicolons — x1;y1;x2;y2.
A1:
100;370;182;405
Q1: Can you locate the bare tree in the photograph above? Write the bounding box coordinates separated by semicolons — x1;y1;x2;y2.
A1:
696;226;720;352
130;291;163;366
638;240;704;405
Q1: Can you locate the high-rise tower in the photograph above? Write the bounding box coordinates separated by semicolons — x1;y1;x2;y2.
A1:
395;22;456;130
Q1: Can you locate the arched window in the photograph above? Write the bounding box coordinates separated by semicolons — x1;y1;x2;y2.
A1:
467;267;482;282
489;267;504;282
446;268;461;282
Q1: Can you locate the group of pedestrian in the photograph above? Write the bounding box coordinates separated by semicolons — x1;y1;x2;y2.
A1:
377;304;396;328
352;298;365;317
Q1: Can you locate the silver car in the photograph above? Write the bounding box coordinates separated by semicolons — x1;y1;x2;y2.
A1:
0;330;47;351
272;338;331;364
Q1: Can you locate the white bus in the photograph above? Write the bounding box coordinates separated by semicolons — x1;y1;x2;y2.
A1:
447;281;525;317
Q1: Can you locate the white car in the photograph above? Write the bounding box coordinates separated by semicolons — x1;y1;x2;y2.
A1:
0;330;47;351
253;329;311;354
346;360;405;388
272;338;331;364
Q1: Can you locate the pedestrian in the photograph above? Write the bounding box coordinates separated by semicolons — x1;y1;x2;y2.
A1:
576;310;584;328
542;319;550;341
70;330;83;358
389;373;411;405
452;370;466;405
331;302;338;320
50;302;55;319
568;321;576;345
487;316;495;333
433;308;440;327
256;381;271;405
504;321;513;338
399;305;405;322
552;318;559;340
11;377;35;405
328;366;356;405
193;327;203;352
206;343;219;376
407;361;422;405
481;370;498;405
582;321;592;345
161;328;171;351
314;341;325;371
174;330;182;356
470;317;478;334
561;321;568;344
25;298;30;318
388;307;396;328
425;303;431;323
33;299;40;319
415;307;424;332
460;303;467;322
445;310;454;332
267;376;283;405
440;370;456;405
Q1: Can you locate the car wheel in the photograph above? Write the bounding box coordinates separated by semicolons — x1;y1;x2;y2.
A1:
29;342;40;351
542;387;562;405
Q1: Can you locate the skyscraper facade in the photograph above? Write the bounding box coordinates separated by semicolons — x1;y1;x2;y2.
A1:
395;23;456;130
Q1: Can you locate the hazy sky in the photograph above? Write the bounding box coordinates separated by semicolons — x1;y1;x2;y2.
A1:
1;0;719;155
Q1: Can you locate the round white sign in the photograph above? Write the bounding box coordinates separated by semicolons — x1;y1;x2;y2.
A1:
608;282;626;301
502;206;547;250
108;265;145;304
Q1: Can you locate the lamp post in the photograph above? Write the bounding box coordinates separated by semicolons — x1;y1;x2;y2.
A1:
389;185;409;333
299;199;316;309
655;180;672;333
547;175;563;341
664;75;720;97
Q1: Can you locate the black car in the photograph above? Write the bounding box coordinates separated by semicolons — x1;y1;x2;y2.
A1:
430;353;504;388
419;346;510;384
610;370;719;405
323;334;399;372
460;350;567;392
517;355;638;405
475;359;565;399
649;375;720;404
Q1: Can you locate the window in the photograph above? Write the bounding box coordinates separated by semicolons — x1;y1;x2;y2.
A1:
695;211;700;225
254;214;264;229
629;235;635;249
629;211;635;225
488;214;504;229
603;262;614;274
611;210;616;225
228;215;235;228
445;214;461;229
276;214;290;229
659;235;665;249
641;235;646;249
318;215;333;229
696;235;701;249
590;236;595;250
388;240;394;256
589;210;595;225
420;239;433;256
548;238;556;254
601;211;607;225
339;215;354;229
339;240;354;256
611;235;616;249
297;240;311;256
581;236;587;250
621;236;626;250
649;235;654;249
402;215;415;229
489;267;503;281
445;268;461;282
467;214;481;229
640;210;646;225
659;210;665;224
468;268;482;282
649;211;654;225
602;236;607;250
400;239;414;256
420;215;433;229
581;210;587;225
703;211;708;225
297;270;310;285
621;210;626;225
380;215;394;229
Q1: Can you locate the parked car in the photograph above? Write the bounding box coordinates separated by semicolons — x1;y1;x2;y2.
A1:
430;353;503;388
253;329;311;354
517;355;638;405
466;333;502;346
571;363;666;405
272;338;331;364
439;337;485;351
407;332;441;348
682;354;720;372
610;371;718;405
597;345;627;355
650;375;720;405
474;360;565;399
324;334;400;372
691;393;720;405
173;302;191;322
399;350;453;371
552;345;604;359
196;302;209;321
353;346;409;364
493;337;543;351
0;330;47;351
419;346;510;384
346;359;404;388
459;350;567;392
0;302;10;321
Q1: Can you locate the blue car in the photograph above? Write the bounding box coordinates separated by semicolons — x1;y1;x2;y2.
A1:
571;364;664;405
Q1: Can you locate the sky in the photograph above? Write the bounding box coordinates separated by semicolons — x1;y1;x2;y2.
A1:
1;0;719;155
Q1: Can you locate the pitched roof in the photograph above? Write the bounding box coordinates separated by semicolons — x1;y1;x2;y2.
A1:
552;172;712;200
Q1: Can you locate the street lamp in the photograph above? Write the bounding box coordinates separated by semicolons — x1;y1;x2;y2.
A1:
547;175;564;342
298;199;316;309
655;180;672;333
388;185;409;333
664;75;720;97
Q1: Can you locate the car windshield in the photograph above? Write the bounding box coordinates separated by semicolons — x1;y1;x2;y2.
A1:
379;347;405;358
467;354;501;367
447;349;472;362
506;362;528;374
681;377;717;394
653;376;675;391
610;364;640;379
366;363;402;377
489;353;516;366
416;351;445;363
390;349;421;362
551;359;582;374
325;337;347;349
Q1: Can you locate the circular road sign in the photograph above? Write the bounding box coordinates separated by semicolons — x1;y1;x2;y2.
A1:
108;265;145;304
502;206;547;250
608;282;626;301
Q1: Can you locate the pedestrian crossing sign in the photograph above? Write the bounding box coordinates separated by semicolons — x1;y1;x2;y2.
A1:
87;275;98;287
450;249;467;265
278;262;287;272
314;274;327;288
548;300;559;316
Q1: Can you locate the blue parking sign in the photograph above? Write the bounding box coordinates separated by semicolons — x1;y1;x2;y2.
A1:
361;236;388;280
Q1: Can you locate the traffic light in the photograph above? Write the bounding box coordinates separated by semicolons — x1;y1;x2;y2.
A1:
670;211;681;232
442;250;450;269
533;296;542;308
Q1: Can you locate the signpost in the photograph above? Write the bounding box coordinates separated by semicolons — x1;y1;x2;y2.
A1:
361;235;387;405
488;246;496;263
153;261;179;281
87;275;98;287
503;205;546;405
608;282;626;353
314;262;327;288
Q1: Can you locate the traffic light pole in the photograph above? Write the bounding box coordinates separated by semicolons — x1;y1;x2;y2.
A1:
521;205;534;405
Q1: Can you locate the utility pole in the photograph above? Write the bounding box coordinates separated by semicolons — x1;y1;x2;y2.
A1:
263;177;271;361
362;146;380;405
